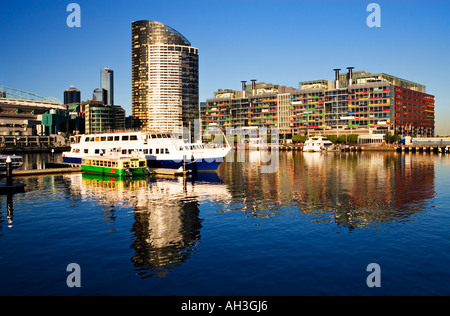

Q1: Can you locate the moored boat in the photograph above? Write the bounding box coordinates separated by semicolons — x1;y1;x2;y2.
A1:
62;131;231;171
0;155;23;171
303;136;334;152
81;156;149;177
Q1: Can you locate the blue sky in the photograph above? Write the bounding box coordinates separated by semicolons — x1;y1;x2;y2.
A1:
1;0;449;134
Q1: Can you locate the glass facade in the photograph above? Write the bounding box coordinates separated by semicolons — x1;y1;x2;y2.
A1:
132;20;199;133
100;68;114;106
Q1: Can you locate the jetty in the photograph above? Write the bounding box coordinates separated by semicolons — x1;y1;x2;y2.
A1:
0;162;191;179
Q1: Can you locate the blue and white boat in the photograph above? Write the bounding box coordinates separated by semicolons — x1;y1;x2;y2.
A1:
0;155;23;171
62;131;230;171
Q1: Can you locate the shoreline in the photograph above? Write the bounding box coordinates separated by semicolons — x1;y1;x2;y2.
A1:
0;147;70;154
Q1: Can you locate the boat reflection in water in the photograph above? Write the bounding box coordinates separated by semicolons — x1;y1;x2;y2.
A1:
218;151;436;230
80;173;231;278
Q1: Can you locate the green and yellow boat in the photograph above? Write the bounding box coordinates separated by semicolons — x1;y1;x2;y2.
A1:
81;156;149;177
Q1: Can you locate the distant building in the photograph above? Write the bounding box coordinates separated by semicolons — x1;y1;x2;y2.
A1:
201;69;435;138
93;88;107;104
64;86;81;105
100;68;114;106
131;20;199;134
82;100;125;134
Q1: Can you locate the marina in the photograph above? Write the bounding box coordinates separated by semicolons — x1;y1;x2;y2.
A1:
1;151;450;295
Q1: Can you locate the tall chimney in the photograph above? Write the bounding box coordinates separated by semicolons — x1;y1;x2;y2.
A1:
333;69;341;89
251;79;257;95
241;81;247;98
347;67;354;86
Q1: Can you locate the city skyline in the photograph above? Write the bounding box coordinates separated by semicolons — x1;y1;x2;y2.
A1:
1;0;449;134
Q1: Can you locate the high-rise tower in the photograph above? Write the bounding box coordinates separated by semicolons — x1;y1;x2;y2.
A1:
132;20;199;133
101;68;114;106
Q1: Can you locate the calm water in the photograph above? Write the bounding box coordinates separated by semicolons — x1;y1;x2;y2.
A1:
1;151;450;296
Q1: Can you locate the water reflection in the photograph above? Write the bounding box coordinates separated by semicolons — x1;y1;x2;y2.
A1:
218;151;436;229
80;173;230;278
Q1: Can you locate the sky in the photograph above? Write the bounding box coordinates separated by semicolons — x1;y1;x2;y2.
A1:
1;0;449;135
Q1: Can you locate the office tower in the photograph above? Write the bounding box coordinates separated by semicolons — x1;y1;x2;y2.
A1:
93;88;107;104
64;86;81;105
132;20;199;133
101;68;114;106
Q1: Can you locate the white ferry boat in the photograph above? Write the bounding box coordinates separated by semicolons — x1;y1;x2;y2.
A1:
302;136;334;152
62;131;231;171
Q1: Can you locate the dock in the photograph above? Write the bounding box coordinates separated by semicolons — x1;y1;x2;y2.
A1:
0;165;190;179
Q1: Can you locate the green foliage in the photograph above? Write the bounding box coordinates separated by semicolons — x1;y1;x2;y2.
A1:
385;132;401;144
291;135;307;143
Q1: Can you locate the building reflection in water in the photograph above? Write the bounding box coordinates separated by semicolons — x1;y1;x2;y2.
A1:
218;151;436;230
80;173;231;278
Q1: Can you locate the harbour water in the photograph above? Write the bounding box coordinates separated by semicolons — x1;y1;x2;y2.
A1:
1;151;449;296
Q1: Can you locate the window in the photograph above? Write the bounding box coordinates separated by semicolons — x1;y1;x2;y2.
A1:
101;137;106;142
114;136;120;141
165;148;169;154
144;149;148;154
84;149;89;154
122;149;127;155
107;136;113;141
122;135;129;141
130;135;138;141
95;149;100;154
156;148;160;154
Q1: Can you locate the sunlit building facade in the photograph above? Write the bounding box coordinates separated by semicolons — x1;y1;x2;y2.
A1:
201;69;435;138
132;20;199;133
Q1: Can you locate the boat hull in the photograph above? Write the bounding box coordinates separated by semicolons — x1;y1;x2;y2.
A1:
81;165;146;177
65;156;223;171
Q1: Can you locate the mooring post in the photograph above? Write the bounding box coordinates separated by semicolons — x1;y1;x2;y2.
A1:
6;155;13;187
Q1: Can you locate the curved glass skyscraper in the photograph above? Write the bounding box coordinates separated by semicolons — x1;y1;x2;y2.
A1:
132;20;199;133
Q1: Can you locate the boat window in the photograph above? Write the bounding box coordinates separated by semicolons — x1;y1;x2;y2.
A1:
112;162;116;167
90;137;95;142
122;149;127;154
184;146;189;150
179;146;184;151
114;136;120;141
151;134;157;139
101;137;106;142
160;148;164;154
85;138;90;142
155;148;159;154
144;149;148;154
165;148;169;154
128;149;134;154
157;134;162;138
122;135;129;141
161;134;167;138
95;137;100;142
84;149;89;154
107;136;113;141
139;161;145;167
130;135;138;141
95;149;100;154
123;162;129;168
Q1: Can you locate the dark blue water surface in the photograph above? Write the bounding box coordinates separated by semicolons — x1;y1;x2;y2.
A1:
1;151;449;296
